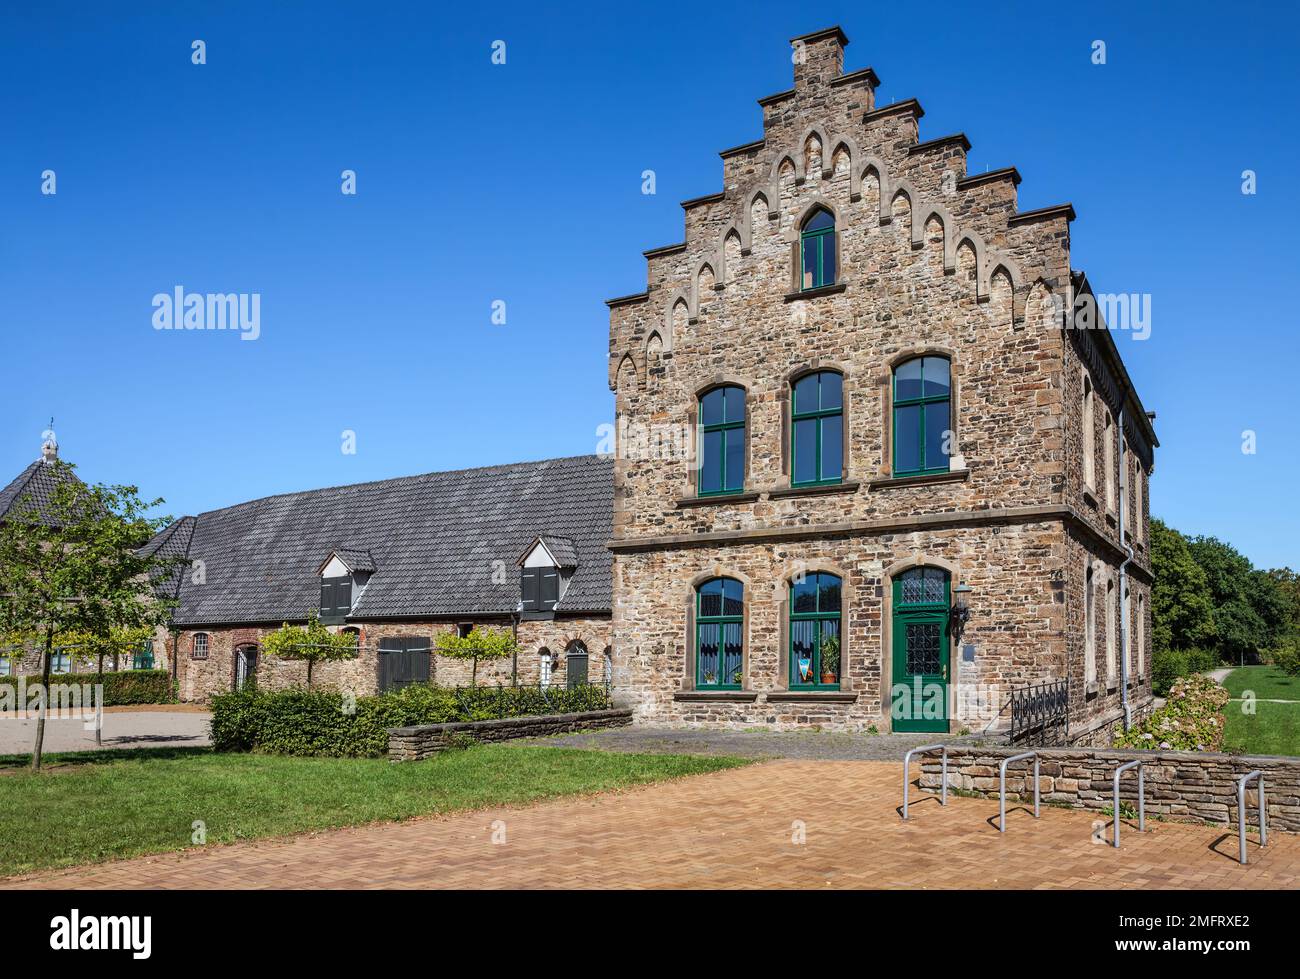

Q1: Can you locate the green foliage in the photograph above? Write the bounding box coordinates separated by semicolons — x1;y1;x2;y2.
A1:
0;460;182;769
1150;646;1222;696
0;669;174;705
1273;636;1300;678
260;612;359;687
1114;674;1229;752
210;682;614;757
1149;519;1217;652
433;627;517;684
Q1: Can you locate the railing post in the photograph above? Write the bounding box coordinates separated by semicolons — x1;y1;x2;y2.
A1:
1237;771;1267;866
1111;760;1145;849
901;744;948;821
999;750;1039;833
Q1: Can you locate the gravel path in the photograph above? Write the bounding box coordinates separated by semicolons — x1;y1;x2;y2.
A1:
0;711;211;755
512;725;987;761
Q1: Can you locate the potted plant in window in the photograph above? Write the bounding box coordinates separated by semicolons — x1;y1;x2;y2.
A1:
702;669;718;685
820;634;840;685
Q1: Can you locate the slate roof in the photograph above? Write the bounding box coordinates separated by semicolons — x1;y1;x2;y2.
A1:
521;534;579;568
321;548;376;574
149;454;613;627
0;460;87;526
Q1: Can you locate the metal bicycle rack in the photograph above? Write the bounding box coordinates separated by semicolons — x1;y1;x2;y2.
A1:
1110;759;1146;849
1236;771;1268;866
900;744;949;821
998;750;1040;833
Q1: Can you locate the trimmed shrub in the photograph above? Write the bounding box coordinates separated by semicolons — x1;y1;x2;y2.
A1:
0;669;174;705
210;683;614;757
1114;674;1229;752
1150;647;1223;696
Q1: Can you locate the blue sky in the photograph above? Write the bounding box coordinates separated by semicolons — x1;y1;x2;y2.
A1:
1;1;1296;569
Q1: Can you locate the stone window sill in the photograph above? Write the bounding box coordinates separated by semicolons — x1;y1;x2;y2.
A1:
1105;511;1117;528
1083;488;1098;508
673;690;759;703
675;491;761;509
868;469;970;490
1086;680;1100;697
767;480;860;500
766;691;859;704
783;282;848;303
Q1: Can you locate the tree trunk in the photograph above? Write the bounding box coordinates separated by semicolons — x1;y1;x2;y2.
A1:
96;649;105;747
31;628;54;772
306;658;314;689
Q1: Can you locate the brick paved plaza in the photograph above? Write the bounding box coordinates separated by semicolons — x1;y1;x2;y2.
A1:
7;760;1296;889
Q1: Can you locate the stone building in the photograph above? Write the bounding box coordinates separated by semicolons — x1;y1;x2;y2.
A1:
144;455;613;701
604;27;1157;742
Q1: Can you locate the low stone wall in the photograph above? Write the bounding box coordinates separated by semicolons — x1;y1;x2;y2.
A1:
920;745;1300;832
388;708;633;761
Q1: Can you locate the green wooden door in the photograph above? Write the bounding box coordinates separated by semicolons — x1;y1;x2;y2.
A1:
890;569;951;733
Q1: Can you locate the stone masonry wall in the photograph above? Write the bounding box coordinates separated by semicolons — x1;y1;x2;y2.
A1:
388;708;633;761
171;615;611;702
920;745;1300;832
604;27;1154;734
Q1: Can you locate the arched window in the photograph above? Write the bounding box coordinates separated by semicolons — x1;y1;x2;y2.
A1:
565;640;589;689
800;207;836;290
539;647;553;690
698;385;746;496
696;577;743;689
791;371;843;486
892;356;951;477
790;573;842;689
1084;563;1096;685
191;632;210;660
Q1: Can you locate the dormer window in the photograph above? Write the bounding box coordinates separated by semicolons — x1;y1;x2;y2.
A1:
316;548;374;625
517;535;578;617
320;574;352;624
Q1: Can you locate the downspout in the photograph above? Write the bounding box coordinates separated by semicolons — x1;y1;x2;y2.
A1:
1117;405;1132;730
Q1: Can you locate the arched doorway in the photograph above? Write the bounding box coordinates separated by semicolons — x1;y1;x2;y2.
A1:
234;644;259;692
565;641;589;689
890;567;950;732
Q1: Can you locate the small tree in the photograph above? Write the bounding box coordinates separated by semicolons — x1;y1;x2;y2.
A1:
260;611;359;688
434;627;517;686
0;460;179;771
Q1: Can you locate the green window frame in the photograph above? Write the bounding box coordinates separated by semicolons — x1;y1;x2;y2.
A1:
696;577;744;689
789;572;843;690
791;371;843;487
892;356;951;477
133;639;155;671
799;207;837;290
697;385;746;496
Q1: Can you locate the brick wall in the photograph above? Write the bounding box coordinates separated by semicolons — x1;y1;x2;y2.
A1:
388;708;633;761
920;745;1300;832
169;615;611;702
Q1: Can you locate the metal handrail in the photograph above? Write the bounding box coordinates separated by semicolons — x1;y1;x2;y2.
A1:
1111;759;1146;849
901;744;949;821
999;750;1040;832
1237;771;1268;866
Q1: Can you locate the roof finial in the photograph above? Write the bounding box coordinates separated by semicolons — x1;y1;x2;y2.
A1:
40;419;58;464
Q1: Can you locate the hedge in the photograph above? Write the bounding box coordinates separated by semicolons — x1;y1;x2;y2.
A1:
210;683;614;757
0;669;175;706
1151;647;1224;697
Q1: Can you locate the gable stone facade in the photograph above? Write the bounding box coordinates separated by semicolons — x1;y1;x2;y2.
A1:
605;27;1157;741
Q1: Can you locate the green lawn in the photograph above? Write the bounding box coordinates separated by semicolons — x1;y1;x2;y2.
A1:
0;745;749;878
1222;701;1300;757
1222;666;1300;701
